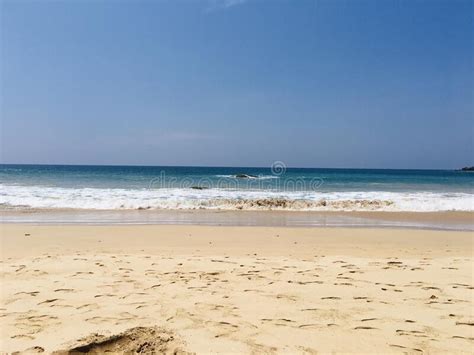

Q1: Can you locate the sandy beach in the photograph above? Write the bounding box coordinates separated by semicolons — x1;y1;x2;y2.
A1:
1;224;473;353
3;0;473;352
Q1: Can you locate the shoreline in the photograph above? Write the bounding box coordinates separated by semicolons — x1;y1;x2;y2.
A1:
1;209;473;231
1;224;473;353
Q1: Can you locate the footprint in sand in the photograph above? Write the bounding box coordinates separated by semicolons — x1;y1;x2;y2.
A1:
261;318;295;327
37;299;59;305
276;294;298;301
54;288;74;293
12;345;44;354
389;344;423;352
396;329;428;338
451;283;474;290
14;265;27;272
452;335;474;341
71;271;94;277
94;293;115;298
11;334;35;340
76;303;100;311
15;291;40;297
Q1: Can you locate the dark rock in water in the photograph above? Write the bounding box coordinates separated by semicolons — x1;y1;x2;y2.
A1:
235;174;258;179
461;166;474;171
191;186;209;190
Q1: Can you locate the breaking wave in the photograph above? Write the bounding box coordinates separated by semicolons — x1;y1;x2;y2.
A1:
1;184;472;212
215;174;279;180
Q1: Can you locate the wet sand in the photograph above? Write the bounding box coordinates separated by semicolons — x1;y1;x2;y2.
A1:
1;210;473;230
1;224;473;353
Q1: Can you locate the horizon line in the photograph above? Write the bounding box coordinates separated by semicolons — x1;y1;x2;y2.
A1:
0;162;468;171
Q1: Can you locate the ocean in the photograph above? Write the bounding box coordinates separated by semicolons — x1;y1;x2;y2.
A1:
1;164;473;212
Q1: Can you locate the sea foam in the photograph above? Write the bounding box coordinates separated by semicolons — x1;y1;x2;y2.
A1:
1;184;472;212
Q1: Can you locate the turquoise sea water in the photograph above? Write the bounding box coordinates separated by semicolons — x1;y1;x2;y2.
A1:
1;164;473;211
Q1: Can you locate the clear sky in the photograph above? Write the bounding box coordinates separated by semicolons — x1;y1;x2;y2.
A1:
1;0;472;169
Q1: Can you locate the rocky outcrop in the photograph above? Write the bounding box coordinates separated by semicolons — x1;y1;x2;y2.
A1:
235;174;258;179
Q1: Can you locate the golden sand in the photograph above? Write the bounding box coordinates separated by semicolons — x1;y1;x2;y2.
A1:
1;225;473;353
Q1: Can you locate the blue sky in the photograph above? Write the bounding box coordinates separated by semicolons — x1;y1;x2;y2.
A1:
1;0;472;168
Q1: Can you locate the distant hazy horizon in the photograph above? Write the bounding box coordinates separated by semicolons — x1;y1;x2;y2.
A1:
0;162;472;171
1;0;472;169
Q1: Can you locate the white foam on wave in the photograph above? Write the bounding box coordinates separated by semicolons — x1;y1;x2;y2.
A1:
1;184;473;212
215;174;279;180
